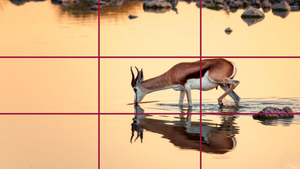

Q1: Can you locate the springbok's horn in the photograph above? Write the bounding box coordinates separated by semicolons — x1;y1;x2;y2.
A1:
130;66;135;87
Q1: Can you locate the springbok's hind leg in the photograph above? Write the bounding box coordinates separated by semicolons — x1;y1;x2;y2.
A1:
179;90;185;106
220;85;240;106
217;79;240;107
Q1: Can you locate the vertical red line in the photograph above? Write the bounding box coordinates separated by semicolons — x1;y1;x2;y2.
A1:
98;0;100;57
200;0;202;167
98;1;100;168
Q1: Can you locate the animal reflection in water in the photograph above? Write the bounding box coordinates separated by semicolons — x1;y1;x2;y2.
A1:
202;116;239;154
130;105;200;151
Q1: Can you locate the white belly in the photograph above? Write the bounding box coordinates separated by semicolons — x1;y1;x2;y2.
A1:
187;78;200;90
202;71;218;91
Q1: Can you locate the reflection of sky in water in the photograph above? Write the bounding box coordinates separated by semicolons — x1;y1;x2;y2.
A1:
0;0;97;56
100;0;200;56
202;115;300;169
202;7;300;56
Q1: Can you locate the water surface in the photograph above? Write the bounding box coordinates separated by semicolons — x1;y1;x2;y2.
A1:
0;0;97;56
202;8;300;56
202;115;300;169
100;114;200;169
100;0;200;56
0;115;97;169
0;59;97;113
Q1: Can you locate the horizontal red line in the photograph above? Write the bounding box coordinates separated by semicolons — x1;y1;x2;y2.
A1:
100;56;201;58
202;56;300;58
0;113;98;115
0;57;98;58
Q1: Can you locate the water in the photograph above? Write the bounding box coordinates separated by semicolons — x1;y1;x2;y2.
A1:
100;0;200;56
0;0;97;56
202;115;300;169
0;115;97;169
0;59;97;113
202;7;300;56
100;114;200;169
202;97;300;113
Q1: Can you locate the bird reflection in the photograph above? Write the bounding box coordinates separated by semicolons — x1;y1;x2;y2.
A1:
130;105;200;151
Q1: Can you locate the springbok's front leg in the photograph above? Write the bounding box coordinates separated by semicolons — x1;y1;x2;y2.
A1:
217;79;240;107
179;90;185;106
184;84;193;107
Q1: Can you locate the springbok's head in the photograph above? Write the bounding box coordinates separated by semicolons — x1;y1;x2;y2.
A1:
131;66;146;105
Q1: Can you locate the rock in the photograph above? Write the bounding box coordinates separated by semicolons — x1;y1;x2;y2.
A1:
250;0;260;8
263;7;271;12
214;0;223;4
225;27;232;34
242;17;264;26
202;1;207;6
253;106;294;120
262;0;272;8
272;1;291;11
272;10;290;18
207;3;224;10
241;6;265;18
143;0;172;8
229;1;239;8
196;1;200;7
128;14;138;19
290;5;299;11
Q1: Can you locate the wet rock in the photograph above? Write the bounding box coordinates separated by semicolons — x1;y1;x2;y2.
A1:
229;1;239;8
242;17;264;26
214;0;223;4
290;5;299;10
143;0;172;8
207;3;224;9
262;0;272;8
225;27;232;34
272;10;290;18
263;6;271;12
250;0;261;8
128;14;138;19
253;106;294;120
241;6;265;18
272;1;291;11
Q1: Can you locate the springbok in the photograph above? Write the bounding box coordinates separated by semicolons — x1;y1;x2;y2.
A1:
131;60;200;107
202;58;240;106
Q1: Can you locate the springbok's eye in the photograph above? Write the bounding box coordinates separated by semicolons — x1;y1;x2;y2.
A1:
133;88;137;93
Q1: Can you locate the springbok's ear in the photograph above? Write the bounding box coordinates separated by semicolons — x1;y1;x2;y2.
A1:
141;68;144;81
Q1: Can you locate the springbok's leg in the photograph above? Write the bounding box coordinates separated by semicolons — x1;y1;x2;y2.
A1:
184;84;193;107
179;90;185;106
220;85;240;106
217;79;240;106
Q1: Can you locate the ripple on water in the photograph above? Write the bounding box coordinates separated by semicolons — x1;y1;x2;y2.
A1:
202;97;300;113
